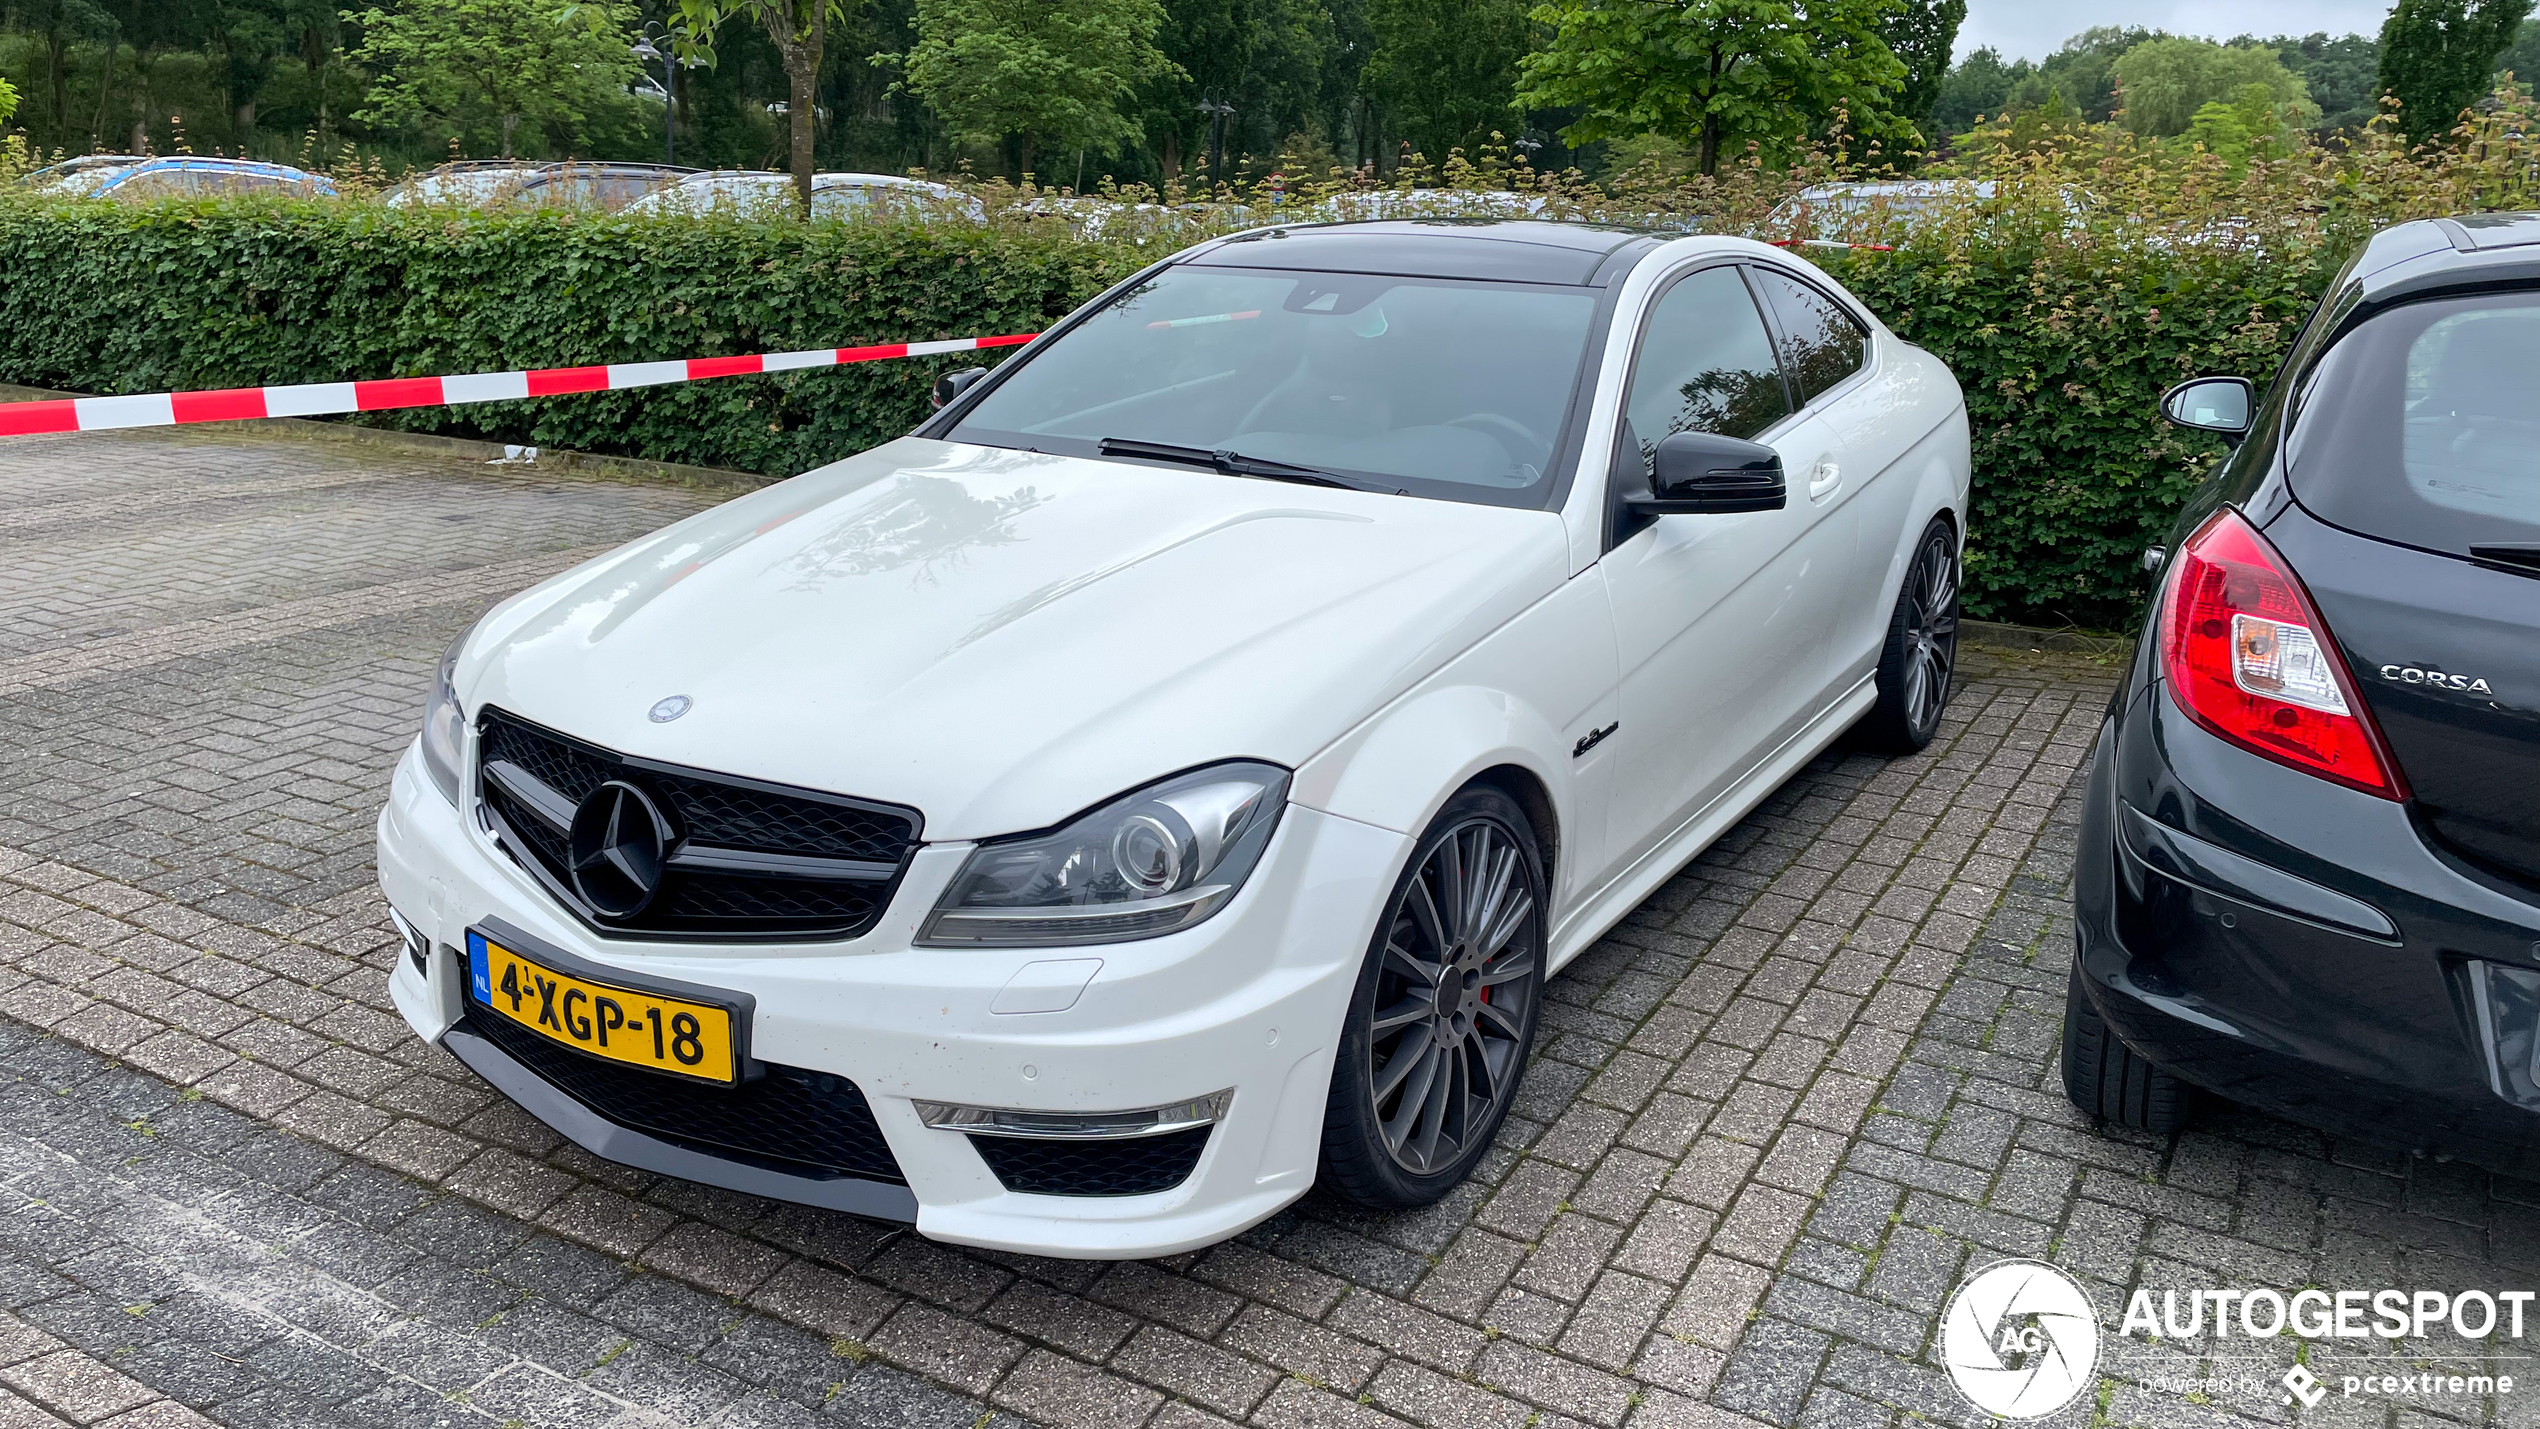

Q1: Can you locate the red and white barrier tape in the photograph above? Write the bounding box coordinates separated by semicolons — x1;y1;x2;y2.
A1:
0;332;1039;438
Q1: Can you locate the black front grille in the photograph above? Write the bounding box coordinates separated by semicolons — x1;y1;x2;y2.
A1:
476;707;921;942
969;1126;1212;1196
463;1004;905;1184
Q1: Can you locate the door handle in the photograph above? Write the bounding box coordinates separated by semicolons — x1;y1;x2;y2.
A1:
1806;459;1841;502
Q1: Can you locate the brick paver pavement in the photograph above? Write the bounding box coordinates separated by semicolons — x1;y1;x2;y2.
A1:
2;424;2535;1429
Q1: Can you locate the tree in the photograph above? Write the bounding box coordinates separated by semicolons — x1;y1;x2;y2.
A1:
1135;0;1330;183
2259;31;2383;133
2502;17;2540;90
2109;36;2314;138
2007;25;2156;122
2377;0;2534;143
1880;0;1963;144
886;0;1179;179
13;0;115;142
1929;44;2027;133
0;76;16;129
1361;0;1529;161
348;0;640;158
1516;0;1912;177
671;0;848;210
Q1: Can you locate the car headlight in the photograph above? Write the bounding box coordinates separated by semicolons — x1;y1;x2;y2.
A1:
417;629;471;808
918;762;1290;947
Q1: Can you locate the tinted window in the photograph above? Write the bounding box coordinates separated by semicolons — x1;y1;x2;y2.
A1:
521;175;653;207
590;175;669;208
117;169;294;198
1620;266;1789;476
1752;268;1867;403
950;266;1598;508
2289;292;2540;554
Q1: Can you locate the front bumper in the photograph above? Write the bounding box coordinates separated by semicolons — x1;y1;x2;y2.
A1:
2073;683;2540;1173
377;741;1403;1258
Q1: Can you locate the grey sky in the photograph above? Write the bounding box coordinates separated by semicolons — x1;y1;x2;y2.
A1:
1959;1;2396;62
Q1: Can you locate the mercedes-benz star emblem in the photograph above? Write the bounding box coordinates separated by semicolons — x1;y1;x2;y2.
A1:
649;695;692;723
566;781;676;918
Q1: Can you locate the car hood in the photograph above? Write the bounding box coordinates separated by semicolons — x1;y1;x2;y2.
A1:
460;438;1569;840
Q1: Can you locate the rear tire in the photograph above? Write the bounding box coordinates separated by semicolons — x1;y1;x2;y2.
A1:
2061;963;2191;1134
1860;517;1960;753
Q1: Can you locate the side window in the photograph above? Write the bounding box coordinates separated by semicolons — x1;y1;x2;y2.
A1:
1751;268;1868;404
1620;266;1791;476
812;187;876;220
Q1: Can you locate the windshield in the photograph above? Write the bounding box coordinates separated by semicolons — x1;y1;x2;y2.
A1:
2290;291;2540;555
947;265;1600;506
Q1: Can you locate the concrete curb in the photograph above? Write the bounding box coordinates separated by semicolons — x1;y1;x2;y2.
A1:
0;381;777;495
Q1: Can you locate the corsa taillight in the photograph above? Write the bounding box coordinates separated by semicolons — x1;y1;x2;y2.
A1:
2159;508;2406;800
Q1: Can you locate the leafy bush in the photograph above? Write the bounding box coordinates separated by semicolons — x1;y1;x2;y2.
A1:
8;97;2540;626
0;200;1143;478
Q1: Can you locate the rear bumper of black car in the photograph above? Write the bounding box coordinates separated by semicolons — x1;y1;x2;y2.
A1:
2074;680;2540;1173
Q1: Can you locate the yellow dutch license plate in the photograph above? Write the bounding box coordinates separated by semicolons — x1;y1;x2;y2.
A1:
466;929;737;1084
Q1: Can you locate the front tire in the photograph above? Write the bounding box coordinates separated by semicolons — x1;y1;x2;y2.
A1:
1319;786;1546;1209
1860;517;1960;753
2060;964;2191;1134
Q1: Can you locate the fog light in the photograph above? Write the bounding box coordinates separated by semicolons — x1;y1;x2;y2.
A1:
912;1089;1232;1140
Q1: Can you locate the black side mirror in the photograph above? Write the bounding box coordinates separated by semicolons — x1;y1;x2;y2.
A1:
2160;376;2254;445
1624;429;1787;515
931;366;988;410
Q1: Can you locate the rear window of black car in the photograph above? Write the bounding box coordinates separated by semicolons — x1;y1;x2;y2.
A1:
2289;291;2540;555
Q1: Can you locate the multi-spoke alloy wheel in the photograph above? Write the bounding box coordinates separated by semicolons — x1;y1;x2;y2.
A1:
1321;786;1545;1206
1864;518;1961;753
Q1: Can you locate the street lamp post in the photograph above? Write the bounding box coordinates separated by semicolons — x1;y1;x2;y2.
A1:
632;23;684;166
1196;97;1235;190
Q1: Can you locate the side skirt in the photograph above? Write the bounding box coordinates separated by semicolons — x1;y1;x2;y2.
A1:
1547;675;1878;974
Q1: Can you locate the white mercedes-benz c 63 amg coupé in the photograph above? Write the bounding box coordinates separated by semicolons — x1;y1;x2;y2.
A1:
377;220;1970;1258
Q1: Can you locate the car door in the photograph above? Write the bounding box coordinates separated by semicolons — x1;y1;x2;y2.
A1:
1599;263;1857;877
1748;264;1908;691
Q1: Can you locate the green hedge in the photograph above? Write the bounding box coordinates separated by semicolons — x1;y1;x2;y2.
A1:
0;201;1142;479
1823;238;2335;628
0;198;2339;627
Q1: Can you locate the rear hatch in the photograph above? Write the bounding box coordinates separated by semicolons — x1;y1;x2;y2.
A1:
2274;288;2540;889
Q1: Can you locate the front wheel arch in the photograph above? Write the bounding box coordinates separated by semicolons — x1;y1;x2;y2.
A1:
1318;782;1548;1209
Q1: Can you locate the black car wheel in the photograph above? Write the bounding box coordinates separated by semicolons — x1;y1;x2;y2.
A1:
2060;963;2191;1134
1320;786;1545;1208
1861;518;1960;753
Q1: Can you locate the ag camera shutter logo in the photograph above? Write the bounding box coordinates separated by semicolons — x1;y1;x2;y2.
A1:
1939;1259;2100;1418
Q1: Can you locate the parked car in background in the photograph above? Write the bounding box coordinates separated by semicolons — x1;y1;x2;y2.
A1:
384;161;695;211
2066;213;2540;1174
1013;195;1218;243
1284;188;1551;224
1767;180;1997;234
19;155;335;200
377;220;1971;1257
619;170;986;223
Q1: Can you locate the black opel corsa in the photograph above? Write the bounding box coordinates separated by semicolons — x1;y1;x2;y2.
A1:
2066;212;2540;1169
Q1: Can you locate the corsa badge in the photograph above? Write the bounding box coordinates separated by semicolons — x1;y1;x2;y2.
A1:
2379;665;2494;696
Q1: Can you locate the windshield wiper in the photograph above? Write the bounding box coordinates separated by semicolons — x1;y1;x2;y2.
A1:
2470;542;2540;578
1097;437;1364;490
